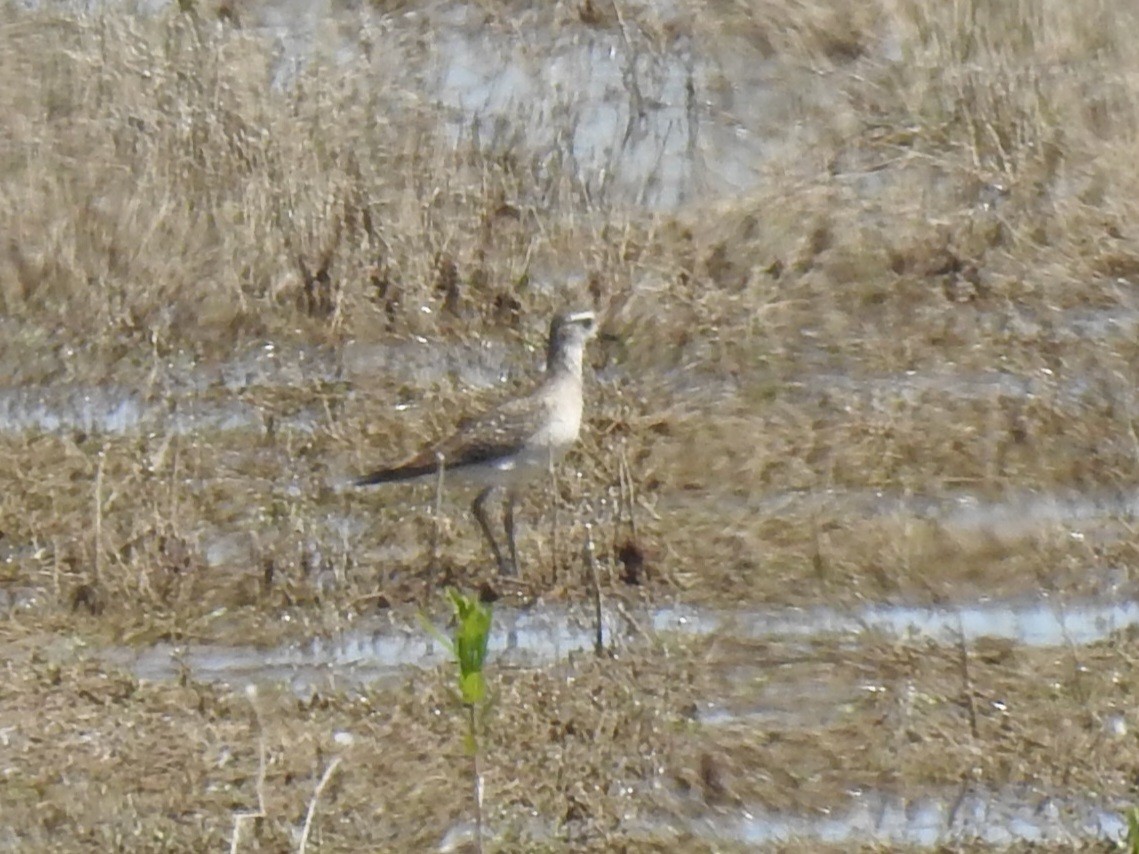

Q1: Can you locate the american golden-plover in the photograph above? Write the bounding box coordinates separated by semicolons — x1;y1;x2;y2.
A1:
355;309;596;575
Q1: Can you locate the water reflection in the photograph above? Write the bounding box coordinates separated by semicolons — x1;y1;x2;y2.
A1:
678;787;1125;847
106;593;1139;691
654;596;1139;646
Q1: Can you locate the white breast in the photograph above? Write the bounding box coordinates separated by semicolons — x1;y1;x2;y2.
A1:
534;376;583;454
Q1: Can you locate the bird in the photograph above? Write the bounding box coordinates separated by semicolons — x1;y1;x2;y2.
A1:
354;309;597;576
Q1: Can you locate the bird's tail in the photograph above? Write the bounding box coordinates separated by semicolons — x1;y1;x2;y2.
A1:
353;462;438;486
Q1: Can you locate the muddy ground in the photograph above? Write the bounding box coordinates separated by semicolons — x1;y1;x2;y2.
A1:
2;0;1139;850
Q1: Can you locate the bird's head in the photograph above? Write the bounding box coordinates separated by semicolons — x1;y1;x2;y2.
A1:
547;309;596;373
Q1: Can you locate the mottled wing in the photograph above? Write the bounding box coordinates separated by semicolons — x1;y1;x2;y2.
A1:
432;391;548;465
355;390;548;485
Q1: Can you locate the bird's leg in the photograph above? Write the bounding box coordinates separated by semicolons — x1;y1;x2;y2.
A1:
472;486;511;575
503;492;519;577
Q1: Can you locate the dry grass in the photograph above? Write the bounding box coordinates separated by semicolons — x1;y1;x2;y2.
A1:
0;2;619;374
2;0;1139;848
675;626;1139;813
0;625;707;850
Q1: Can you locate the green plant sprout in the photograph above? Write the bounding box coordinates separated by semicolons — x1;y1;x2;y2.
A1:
1124;805;1139;854
424;589;493;852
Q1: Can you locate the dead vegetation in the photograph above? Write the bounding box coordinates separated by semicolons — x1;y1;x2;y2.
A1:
1;0;1139;848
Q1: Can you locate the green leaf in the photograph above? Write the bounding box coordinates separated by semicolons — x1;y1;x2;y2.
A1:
447;588;492;681
459;671;486;706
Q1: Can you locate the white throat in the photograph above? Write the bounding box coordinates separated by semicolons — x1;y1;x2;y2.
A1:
549;340;585;379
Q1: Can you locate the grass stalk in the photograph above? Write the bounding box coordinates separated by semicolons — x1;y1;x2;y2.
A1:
297;756;343;854
584;522;605;656
432;451;446;573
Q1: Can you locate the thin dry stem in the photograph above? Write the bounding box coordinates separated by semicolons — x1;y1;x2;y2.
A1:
229;690;268;854
584;522;604;656
432;451;446;572
469;702;484;854
956;617;979;740
618;442;639;542
548;449;559;582
297;756;343;854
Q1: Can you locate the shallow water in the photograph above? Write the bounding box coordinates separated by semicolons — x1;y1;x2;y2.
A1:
5;298;1138;442
0;386;146;434
439;783;1127;848
663;484;1139;558
656;595;1139;647
0;339;514;436
250;0;815;210
106;592;1139;694
675;787;1126;848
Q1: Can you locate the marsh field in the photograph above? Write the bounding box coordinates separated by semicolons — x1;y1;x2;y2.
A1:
4;0;1139;849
